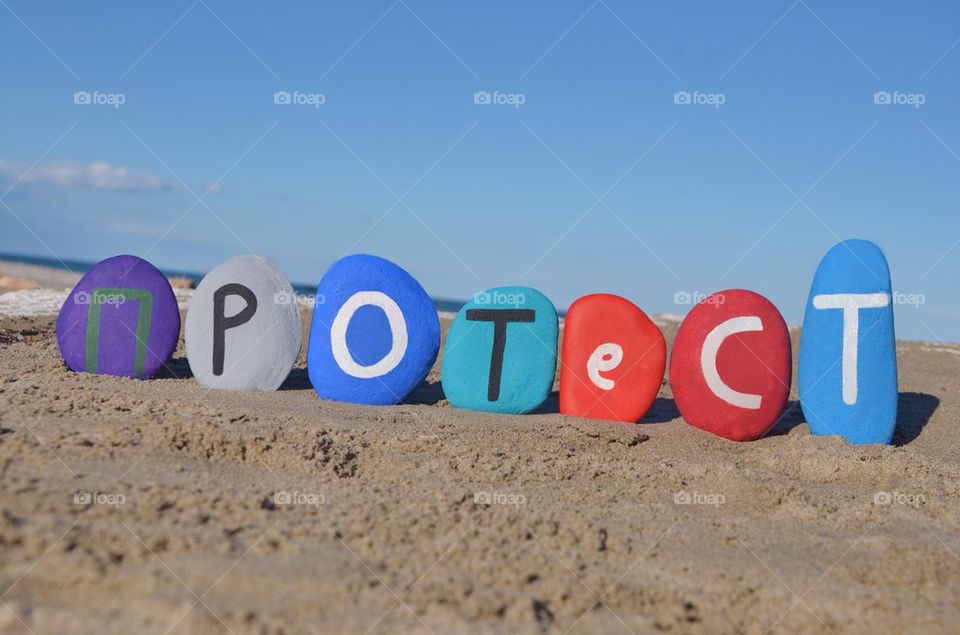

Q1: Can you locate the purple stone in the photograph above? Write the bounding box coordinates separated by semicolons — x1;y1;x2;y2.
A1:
56;255;181;379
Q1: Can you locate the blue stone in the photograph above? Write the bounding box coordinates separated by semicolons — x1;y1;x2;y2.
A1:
798;240;898;444
306;254;440;405
442;286;558;414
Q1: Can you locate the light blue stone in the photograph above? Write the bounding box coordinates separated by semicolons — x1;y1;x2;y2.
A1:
307;255;440;405
798;240;898;444
442;286;558;414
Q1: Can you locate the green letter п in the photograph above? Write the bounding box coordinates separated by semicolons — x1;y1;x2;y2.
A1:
84;288;154;376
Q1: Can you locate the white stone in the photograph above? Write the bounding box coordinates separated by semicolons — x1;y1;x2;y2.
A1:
185;255;301;391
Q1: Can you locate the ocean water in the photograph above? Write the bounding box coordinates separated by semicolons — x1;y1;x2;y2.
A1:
0;252;468;314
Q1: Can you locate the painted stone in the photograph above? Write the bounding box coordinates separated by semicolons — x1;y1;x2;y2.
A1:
307;254;440;405
442;286;557;414
185;255;302;391
798;240;897;444
670;289;791;441
55;254;180;379
559;294;665;422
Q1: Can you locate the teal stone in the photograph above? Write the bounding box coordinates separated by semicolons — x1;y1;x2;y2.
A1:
442;286;558;414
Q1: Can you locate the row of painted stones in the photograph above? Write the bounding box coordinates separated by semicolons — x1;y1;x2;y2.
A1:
54;239;896;444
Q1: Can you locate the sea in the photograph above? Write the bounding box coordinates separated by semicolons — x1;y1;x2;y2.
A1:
0;252;469;314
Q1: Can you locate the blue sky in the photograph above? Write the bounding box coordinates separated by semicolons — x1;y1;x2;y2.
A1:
1;1;959;341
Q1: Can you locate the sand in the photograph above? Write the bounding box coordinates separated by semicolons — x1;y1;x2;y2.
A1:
0;262;958;634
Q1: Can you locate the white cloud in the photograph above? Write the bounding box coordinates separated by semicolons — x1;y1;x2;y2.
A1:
0;158;180;192
200;181;223;194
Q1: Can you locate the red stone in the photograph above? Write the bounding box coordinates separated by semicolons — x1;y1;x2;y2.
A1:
669;289;791;441
559;294;666;422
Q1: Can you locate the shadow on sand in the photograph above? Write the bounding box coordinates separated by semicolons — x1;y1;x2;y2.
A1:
279;368;313;391
892;392;940;446
160;359;941;447
154;356;193;381
765;392;940;444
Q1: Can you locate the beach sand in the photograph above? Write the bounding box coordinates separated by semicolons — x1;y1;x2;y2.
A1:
0;261;958;634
